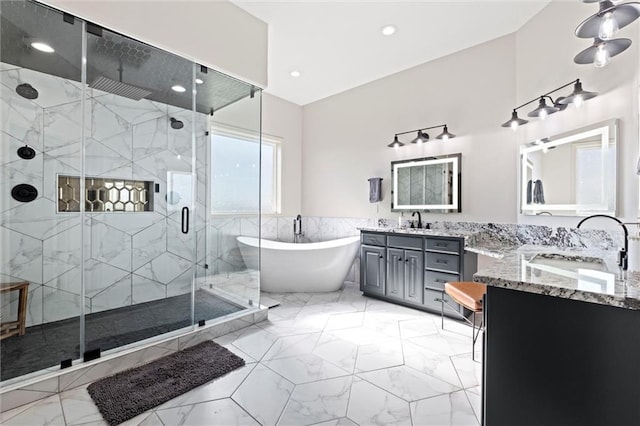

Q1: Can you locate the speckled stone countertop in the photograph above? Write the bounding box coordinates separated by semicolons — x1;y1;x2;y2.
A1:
358;226;478;239
358;226;506;257
473;245;640;310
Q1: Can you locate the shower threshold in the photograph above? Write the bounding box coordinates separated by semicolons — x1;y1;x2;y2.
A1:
1;290;243;382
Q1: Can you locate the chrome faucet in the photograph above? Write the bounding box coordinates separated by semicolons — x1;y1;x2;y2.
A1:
293;214;303;243
411;211;422;229
577;214;629;270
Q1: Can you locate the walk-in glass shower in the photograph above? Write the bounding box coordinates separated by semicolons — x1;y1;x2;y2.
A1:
0;0;261;383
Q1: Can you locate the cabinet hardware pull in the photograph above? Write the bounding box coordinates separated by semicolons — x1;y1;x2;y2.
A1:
436;260;448;264
379;255;383;259
436;243;447;247
435;279;446;283
398;258;402;261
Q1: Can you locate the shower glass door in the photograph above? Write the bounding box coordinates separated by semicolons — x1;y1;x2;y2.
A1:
0;0;84;382
82;26;198;356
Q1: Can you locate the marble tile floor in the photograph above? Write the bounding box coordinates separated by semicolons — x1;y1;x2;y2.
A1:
2;282;482;426
1;290;243;381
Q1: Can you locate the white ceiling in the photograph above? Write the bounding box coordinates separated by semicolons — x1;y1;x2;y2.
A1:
232;1;552;105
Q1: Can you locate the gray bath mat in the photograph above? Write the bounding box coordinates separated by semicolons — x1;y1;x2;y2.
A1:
87;341;245;426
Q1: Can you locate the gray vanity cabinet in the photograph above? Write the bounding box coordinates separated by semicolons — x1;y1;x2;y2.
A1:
403;250;423;304
386;248;405;300
360;231;477;317
360;245;386;296
386;248;423;304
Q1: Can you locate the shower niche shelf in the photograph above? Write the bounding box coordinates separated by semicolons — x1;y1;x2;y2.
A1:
58;175;154;212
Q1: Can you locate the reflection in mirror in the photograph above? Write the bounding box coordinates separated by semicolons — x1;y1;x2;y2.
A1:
520;119;618;216
391;153;461;213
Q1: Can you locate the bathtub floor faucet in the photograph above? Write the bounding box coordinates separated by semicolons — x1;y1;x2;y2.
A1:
294;214;304;243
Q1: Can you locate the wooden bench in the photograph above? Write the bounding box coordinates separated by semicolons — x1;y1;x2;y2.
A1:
0;281;29;340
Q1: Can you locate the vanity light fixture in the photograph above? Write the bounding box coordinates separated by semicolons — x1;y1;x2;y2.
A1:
501;79;597;131
388;124;455;149
574;1;640;67
574;37;632;67
388;135;404;149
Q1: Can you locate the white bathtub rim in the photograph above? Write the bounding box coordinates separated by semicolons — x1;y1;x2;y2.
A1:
237;235;360;251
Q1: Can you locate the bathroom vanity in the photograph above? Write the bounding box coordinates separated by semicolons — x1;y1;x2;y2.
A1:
359;229;477;316
475;249;640;425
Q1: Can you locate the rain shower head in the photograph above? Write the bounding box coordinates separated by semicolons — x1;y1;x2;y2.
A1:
15;83;38;100
170;117;184;129
89;76;152;101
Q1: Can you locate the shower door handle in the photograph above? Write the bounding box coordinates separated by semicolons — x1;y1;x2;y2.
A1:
181;207;189;234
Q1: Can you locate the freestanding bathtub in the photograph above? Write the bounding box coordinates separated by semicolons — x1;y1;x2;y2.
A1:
236;236;360;293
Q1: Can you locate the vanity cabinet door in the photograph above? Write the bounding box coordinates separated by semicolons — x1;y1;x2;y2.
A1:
404;250;423;304
360;245;385;296
386;248;405;300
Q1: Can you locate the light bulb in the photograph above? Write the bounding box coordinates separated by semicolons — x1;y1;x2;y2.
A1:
539;109;547;121
573;94;584;108
542;146;548;154
599;12;619;41
594;44;610;68
442;135;449;141
511;121;518;132
393;143;399;150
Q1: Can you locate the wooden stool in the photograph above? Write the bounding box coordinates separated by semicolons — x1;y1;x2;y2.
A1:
0;281;29;340
441;281;487;361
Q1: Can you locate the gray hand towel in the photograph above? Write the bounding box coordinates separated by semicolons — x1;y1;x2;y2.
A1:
533;179;545;204
368;178;383;203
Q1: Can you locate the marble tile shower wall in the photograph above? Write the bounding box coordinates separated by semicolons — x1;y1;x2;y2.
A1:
208;216;374;284
0;64;209;327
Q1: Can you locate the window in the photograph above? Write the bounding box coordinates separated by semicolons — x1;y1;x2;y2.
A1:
210;124;281;214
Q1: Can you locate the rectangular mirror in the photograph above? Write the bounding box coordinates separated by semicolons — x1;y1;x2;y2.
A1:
520;119;618;216
391;153;461;213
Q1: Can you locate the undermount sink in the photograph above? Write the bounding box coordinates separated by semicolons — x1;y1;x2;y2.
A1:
528;253;608;274
526;252;617;292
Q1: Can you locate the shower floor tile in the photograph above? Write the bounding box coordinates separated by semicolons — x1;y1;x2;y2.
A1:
1;290;243;381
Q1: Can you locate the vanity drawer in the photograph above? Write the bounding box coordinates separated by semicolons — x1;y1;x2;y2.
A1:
426;252;460;273
426;238;461;254
423;288;463;315
425;270;460;291
388;235;423;250
362;233;386;247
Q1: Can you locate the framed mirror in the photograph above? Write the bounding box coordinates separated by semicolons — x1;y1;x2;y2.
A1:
520;119;618;216
391;153;462;213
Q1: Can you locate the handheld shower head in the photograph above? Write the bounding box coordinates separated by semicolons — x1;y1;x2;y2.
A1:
170;117;184;130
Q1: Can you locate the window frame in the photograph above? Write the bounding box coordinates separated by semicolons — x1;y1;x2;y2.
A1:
209;122;281;216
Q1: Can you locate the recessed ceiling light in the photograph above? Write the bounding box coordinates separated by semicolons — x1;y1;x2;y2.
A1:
31;42;55;53
290;70;301;78
381;25;397;36
171;85;186;93
195;78;204;85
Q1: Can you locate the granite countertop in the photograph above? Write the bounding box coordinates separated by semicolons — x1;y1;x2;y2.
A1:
358;226;478;239
358;226;508;258
473;245;640;310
